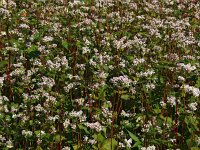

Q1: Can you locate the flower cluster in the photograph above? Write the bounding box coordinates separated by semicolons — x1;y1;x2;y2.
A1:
110;75;132;87
0;0;199;149
182;84;200;97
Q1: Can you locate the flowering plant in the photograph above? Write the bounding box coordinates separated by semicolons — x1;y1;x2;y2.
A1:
0;0;200;149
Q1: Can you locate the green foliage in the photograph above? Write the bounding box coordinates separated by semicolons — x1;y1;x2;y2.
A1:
0;0;199;149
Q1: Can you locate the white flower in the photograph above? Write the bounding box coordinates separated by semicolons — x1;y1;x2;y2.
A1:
133;58;145;66
42;36;53;42
184;64;196;72
156;126;162;134
0;135;6;142
146;83;155;91
69;110;83;118
0;77;4;84
142;121;152;132
6;139;13;148
82;47;90;54
110;75;132;86
99;71;108;79
4;105;9;113
85;122;103;132
61;56;68;67
188;102;198;111
37;139;42;145
39;76;55;88
63;119;70;128
79;115;86;122
167;96;177;106
136;69;155;77
74;98;85;106
64;83;74;92
121;110;132;117
182;85;200;97
160;101;166;107
62;146;71;150
147;145;156;150
71;124;77;130
169;138;176;143
141;145;156;150
197;137;200;145
119;142;125;148
83;136;88;142
19;23;30;29
178;76;185;81
3;96;9;102
192;87;200;97
124;138;132;148
36;131;45;138
88;139;97;145
22;130;33;137
35;104;43;112
177;63;196;72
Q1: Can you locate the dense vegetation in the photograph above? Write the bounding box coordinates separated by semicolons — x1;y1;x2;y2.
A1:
0;0;200;149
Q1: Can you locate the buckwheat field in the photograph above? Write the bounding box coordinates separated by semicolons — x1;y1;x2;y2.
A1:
0;0;200;150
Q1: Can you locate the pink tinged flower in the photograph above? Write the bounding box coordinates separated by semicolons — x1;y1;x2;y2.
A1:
183;84;200;97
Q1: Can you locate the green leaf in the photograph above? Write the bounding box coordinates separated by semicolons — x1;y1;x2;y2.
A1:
185;116;198;132
196;77;200;88
0;60;8;68
33;32;41;40
53;134;65;142
154;108;161;114
93;133;106;143
102;127;107;137
127;130;140;143
62;41;68;49
29;120;33;125
36;146;43;150
78;124;90;134
160;77;164;84
133;141;142;148
73;145;78;150
5;115;11;122
76;41;82;48
121;94;130;100
103;65;109;71
26;45;37;53
159;115;172;126
101;138;117;150
98;86;107;101
185;49;190;54
0;113;4;119
191;147;199;150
